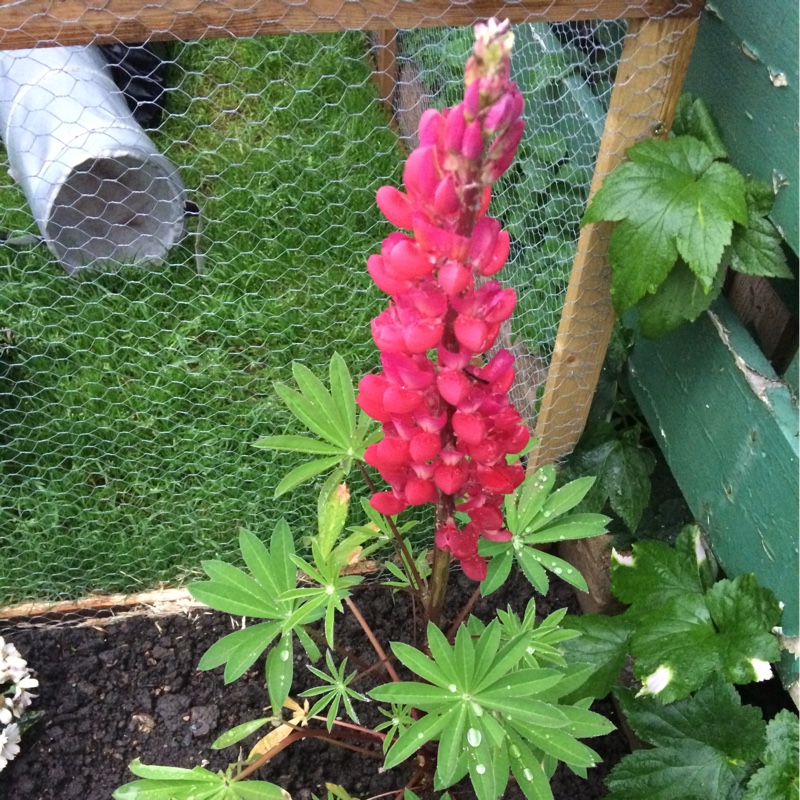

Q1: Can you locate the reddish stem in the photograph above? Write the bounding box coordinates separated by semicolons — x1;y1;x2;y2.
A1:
345;595;401;683
446;584;482;642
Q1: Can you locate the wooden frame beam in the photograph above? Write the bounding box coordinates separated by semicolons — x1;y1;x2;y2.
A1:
0;1;701;50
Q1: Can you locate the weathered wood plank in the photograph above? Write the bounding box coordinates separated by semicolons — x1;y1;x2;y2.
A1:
0;0;702;50
528;14;699;471
372;29;398;119
628;298;799;684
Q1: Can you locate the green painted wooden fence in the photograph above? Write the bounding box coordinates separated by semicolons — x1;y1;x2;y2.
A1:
628;0;799;694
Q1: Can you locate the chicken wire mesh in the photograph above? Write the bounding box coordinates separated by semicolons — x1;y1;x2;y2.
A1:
0;6;697;621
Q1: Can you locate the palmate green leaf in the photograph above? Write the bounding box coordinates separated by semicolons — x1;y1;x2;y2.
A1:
382;709;450;770
507;727;553;800
391;641;450;687
584;136;747;310
510;718;601;770
435;704;469;787
317;473;350;560
274;456;343;498
291;362;348;445
611;526;705;608
232;783;291;800
370;681;454;710
190;564;279;618
726;210;794;279
211;717;272;750
672;94;728;159
608;683;765;800
113;760;224;800
253;435;343;455
637;259;726;339
274;383;344;447
479;546;514;597
560;613;634;700
744;710;800;800
198;621;282;683
328;353;356;439
705;574;782;683
239;529;281;596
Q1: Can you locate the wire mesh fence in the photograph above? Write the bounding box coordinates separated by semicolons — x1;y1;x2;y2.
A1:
0;2;700;621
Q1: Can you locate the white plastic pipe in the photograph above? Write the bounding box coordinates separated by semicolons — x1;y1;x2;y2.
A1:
0;45;186;273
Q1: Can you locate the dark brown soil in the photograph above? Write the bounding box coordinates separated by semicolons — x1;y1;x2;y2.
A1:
0;570;628;800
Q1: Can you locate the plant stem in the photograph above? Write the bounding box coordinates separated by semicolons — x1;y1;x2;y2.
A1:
345;595;401;682
446;584;482;642
233;727;383;782
305;625;372;672
427;545;451;627
358;462;426;596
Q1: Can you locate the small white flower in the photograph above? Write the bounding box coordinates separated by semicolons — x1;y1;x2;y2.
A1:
9;684;35;718
0;722;21;772
750;658;773;682
0;702;12;726
638;665;672;696
694;532;707;565
611;548;634;567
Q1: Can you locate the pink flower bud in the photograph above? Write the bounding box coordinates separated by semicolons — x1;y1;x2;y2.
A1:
403;319;444;353
433;176;460;216
370;492;408;516
444;105;467;152
409;431;441;463
412;214;454;258
437;370;470;407
384;236;433;281
469;504;503;532
481;527;512;543
461;120;484;160
381;352;435;391
404;146;439;200
460;554;488;581
476;463;524;494
435;462;466;495
418;108;443;146
463;80;481;118
383;385;423;414
454;314;488;352
405;476;437;505
357;373;390;421
437;260;472;296
484;94;513;134
469;216;501;272
368;254;409;296
453;410;486;445
480;229;510;276
375;436;410;467
376;185;414;229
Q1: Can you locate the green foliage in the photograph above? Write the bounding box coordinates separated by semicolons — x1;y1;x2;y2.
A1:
300;651;368;731
211;718;273;751
562;526;782;704
744;710;800;800
371;621;613;800
606;682;767;800
583;95;792;338
113;759;290;800
254;355;379;498
479;465;609;598
560;324;656;534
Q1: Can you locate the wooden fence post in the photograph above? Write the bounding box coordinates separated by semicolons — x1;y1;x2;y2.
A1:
372;29;398;119
528;15;700;471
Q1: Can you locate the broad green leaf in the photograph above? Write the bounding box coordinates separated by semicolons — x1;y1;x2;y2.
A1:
480;667;565;699
524;516;609;546
274;456;343;498
478;696;569;728
705;574;782;684
558;703;616;738
637;259;725;339
616;682;765;759
560;614;634;700
211;717;272;750
452;624;476;690
316;473;350;559
266;633;294;714
584;136;747;310
474;633;536;692
291;362;347;444
515;466;556;532
530;551;588;592
198;621;281;683
383;711;449;770
611;528;704;608
472;619;503;687
113;761;224;800
609;684;766;800
391;642;449;687
744;710;800;800
253;435;343;455
726;211;793;279
232;783;291;800
128;761;219;781
329;353;356;438
672;94;728;159
426;622;459;684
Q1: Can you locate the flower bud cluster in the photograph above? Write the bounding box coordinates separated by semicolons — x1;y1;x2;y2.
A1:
357;19;529;581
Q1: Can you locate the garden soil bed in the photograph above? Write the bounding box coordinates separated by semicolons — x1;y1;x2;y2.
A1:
0;570;628;800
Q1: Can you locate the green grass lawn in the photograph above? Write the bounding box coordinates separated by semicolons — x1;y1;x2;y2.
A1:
0;33;402;603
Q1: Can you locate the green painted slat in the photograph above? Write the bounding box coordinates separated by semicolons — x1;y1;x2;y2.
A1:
683;0;799;253
629;300;799;681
